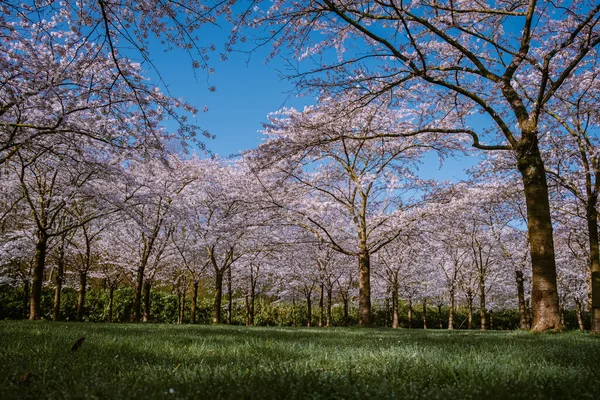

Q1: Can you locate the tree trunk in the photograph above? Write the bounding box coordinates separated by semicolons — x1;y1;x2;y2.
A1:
489;310;494;330
407;298;413;329
422;299;428;329
306;293;312;327
438;304;443;329
178;289;186;324
132;265;145;322
23;280;30;318
226;266;232;325
326;286;332;327
516;270;529;329
448;288;455;330
30;231;48;320
467;293;473;330
586;203;600;332
108;287;114;323
318;283;324;327
143;281;152;322
479;275;486;331
343;297;349;326
358;250;371;326
77;271;87;321
212;272;223;324
575;299;585;331
191;281;198;324
392;284;399;329
52;252;65;322
516;140;561;331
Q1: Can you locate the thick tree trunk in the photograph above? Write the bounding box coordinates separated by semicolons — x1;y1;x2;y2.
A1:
212;272;223;324
516;140;561;331
30;231;48;320
479;276;486;331
467;293;473;330
318;283;324;327
358;250;371;326
422;299;428;329
108;287;114;323
143;281;152;322
448;288;455;330
586;203;600;332
77;271;87;321
392;284;399;329
516;270;530;329
52;253;65;322
575;299;585;331
191;281;199;324
306;293;312;327
226;266;232;325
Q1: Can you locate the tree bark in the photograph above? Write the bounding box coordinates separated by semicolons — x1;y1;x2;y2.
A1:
479;275;487;331
178;290;186;324
132;265;145;322
318;283;324;327
448;288;455;330
143;281;152;322
326;286;332;327
108;287;114;323
438;304;443;329
306;293;312;327
212;272;223;324
191;281;199;324
467;293;474;330
489;310;494;330
52;250;65;322
516;139;561;331
358;250;371;326
226;266;232;325
586;202;600;332
422;299;428;329
516;270;529;329
23;280;30;318
575;299;585;331
342;297;349;326
407;298;413;329
392;284;399;329
30;230;48;320
77;271;87;321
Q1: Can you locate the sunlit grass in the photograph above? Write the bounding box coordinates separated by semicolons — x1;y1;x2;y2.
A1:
0;321;598;399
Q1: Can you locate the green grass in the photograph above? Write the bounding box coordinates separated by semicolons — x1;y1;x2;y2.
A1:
0;322;598;399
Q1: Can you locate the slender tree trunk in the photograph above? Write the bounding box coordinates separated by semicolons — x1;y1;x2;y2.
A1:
191;281;198;324
108;287;114;323
318;283;324;327
516;139;561;331
392;284;399;329
23;280;30;318
226;266;232;325
52;252;65;322
467;293;473;330
326;286;332;327
343;296;349;326
212;272;223;324
586;203;600;332
489;310;494;330
178;288;186;324
422;299;428;329
77;271;87;321
30;231;48;320
516;270;529;329
385;297;390;327
448;288;455;330
407;298;413;329
143;281;152;322
479;275;486;331
306;293;312;327
358;250;371;326
438;305;443;329
575;299;585;331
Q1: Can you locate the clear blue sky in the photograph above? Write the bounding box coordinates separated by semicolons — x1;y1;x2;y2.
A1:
145;25;478;181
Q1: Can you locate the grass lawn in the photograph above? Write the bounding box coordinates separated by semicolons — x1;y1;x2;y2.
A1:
0;321;598;399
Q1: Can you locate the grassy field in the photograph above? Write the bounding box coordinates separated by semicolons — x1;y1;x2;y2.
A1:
0;322;598;399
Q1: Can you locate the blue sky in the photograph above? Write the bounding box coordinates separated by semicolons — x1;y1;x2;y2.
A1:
145;25;478;181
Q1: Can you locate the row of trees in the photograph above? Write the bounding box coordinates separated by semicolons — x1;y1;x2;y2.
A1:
1;1;599;332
